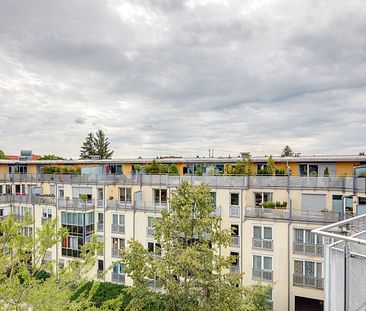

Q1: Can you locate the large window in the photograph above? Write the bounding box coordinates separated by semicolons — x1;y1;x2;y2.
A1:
253;225;273;250
332;195;353;213
254;192;273;208
294;260;322;289
154;189;167;205
42;208;52;219
299;164;319;177
293;229;322;245
119;188;132;202
230;193;239;206
147;242;161;255
253;255;273;281
61;211;94;258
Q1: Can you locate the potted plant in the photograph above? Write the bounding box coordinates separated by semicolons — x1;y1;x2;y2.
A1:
275;201;281;208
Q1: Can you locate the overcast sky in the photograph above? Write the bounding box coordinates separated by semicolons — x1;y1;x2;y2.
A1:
0;0;365;158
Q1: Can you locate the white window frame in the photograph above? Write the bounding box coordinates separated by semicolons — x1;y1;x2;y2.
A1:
293;228;322;245
119;187;132;202
294;260;322;278
112;214;125;226
253;225;273;240
253;255;273;271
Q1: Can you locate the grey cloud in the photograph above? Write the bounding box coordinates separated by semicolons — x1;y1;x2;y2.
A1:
0;0;366;157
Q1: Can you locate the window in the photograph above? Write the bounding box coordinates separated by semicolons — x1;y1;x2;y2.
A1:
294;260;322;278
230;193;239;206
109;164;122;174
253;225;272;240
97;212;104;224
148;242;161;255
293;229;322;245
59;189;64;199
0;209;3;217
6;185;11;194
253;255;272;271
112;214;125;226
154;189;167;204
119;188;132;202
332;195;353;213
42;208;52;219
98;259;104;271
253;225;273;250
231;224;239;237
113;263;124;274
210;192;217;207
231;252;239;266
299;164;319;177
97;188;103;200
254;192;273;208
112;238;125;250
15;184;21;194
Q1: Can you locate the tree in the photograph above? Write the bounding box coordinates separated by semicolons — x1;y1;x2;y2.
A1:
80;132;96;159
93;130;114;159
121;181;271;311
0;213;101;310
40;154;65;160
227;157;253;175
281;145;293;157
0;150;6;160
265;155;275;176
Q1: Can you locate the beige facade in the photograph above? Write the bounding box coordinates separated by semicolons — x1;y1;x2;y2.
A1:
0;173;365;310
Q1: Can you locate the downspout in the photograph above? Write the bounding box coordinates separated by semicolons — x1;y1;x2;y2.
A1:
240;186;244;286
287;161;291;311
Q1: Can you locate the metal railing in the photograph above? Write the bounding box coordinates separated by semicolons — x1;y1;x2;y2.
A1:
293;274;323;289
112;248;122;258
293;242;323;256
231;236;240;247
111;224;125;234
111;272;125;284
252;238;273;251
230;266;240;274
229;206;240;217
0;174;361;192
97;222;104;232
252;268;273;282
245;207;290;220
146;227;155;237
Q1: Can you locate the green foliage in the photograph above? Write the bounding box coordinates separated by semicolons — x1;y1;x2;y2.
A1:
281;145;293;157
0;150;6;159
42;166;81;175
80;130;114;160
324;167;330;177
168;164;179;175
71;281;132;310
275;169;285;175
309;171;318;177
144;161;179;175
227;158;252;175
121;181;271;311
265;156;275;176
94;129;114;159
39;154;65;160
262;201;275;209
194;166;203;176
0;214;101;310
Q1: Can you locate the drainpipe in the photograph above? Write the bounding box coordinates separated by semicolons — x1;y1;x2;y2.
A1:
287;161;292;311
240;187;244;286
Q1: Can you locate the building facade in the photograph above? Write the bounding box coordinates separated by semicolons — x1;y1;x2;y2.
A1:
0;161;366;310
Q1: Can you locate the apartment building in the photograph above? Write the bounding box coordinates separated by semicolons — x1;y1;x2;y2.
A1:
0;164;366;310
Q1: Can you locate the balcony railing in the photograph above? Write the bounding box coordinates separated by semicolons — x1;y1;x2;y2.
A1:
231;236;240;247
0;194;55;205
230;266;240;274
252;268;273;282
245;207;290;220
0;174;358;192
97;199;103;208
111;224;125;234
293;274;323;289
252;238;273;251
58;198;95;209
293;242;324;256
97;222;104;232
229;206;240;217
107;200;133;210
111;272;125;284
112;248;122;258
146;227;155;237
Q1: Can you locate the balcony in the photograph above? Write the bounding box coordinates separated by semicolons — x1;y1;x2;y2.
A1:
58;198;94;210
107;200;133;210
111;272;125;284
252;238;273;251
146;227;155;237
293;242;323;256
97;199;103;208
231;236;240;247
112;248;122;258
252;268;273;282
111;224;125;234
229;205;240;217
293;274;323;289
245;207;290;220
